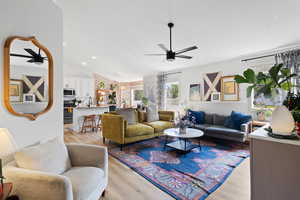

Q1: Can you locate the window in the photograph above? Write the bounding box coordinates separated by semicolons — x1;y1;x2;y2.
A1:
166;82;179;106
131;89;144;107
252;87;286;110
133;90;144;101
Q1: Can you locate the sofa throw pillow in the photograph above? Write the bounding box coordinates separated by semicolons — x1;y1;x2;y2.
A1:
230;111;252;130
14;137;71;174
116;108;137;125
147;104;159;122
224;116;235;129
188;110;205;124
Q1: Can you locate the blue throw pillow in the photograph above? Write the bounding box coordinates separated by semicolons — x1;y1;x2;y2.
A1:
224;117;235;129
230;111;252;130
187;110;205;124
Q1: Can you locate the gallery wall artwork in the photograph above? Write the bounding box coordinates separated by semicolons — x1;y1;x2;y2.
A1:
189;84;201;101
211;92;221;102
221;76;239;101
203;72;222;101
9;79;23;102
23;75;45;102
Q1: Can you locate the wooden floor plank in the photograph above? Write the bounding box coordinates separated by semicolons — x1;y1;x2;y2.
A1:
64;126;250;200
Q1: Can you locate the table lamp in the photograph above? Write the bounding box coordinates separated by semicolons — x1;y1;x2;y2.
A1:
0;128;17;189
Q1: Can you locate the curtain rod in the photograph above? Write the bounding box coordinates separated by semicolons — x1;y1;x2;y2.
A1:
241;54;276;62
162;71;182;76
241;48;300;62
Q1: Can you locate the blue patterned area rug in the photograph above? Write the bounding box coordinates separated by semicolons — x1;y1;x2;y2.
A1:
109;137;249;200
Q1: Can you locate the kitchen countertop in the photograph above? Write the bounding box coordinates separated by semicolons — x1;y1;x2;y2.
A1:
75;105;110;109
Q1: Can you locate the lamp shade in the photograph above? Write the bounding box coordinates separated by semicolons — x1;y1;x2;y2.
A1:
271;105;295;135
0;128;17;158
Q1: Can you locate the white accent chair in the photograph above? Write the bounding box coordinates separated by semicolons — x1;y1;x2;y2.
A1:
4;139;108;200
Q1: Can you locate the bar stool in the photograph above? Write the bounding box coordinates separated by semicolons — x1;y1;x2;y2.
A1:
96;114;102;133
81;115;97;133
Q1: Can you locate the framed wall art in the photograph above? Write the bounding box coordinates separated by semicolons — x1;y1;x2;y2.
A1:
203;72;222;101
189;84;201;101
221;76;240;101
211;92;221;102
9;79;23;102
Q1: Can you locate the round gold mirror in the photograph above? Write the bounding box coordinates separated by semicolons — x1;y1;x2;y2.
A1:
3;36;53;120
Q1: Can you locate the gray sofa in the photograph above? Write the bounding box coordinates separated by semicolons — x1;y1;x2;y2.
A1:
189;113;252;142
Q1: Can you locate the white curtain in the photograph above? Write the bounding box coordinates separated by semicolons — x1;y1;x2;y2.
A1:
157;73;166;110
278;50;300;93
143;74;158;105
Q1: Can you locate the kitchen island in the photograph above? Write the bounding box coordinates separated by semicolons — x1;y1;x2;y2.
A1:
72;105;110;132
249;124;300;200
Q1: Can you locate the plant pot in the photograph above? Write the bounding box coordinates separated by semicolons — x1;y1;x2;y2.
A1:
271;105;295;135
109;105;117;112
296;122;300;136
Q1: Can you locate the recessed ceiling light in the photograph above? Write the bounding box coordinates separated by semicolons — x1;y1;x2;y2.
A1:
81;62;87;66
91;56;97;60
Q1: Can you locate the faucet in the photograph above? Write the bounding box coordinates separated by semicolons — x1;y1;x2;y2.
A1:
88;96;92;107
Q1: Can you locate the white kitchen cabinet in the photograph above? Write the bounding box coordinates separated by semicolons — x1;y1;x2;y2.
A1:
64;77;95;99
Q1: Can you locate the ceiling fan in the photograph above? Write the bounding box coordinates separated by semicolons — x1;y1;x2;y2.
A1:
10;48;47;64
146;22;198;61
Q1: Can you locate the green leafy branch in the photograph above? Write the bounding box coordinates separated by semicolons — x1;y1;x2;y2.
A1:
234;63;298;97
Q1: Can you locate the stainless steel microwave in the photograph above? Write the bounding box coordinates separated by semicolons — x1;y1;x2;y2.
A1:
64;88;76;97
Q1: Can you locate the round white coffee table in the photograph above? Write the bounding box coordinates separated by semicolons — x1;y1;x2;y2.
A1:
163;128;204;152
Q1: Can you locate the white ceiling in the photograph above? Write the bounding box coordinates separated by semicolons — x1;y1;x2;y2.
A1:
56;0;300;82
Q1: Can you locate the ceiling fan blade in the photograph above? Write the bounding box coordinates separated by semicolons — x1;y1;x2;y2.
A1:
176;55;192;59
27;59;35;63
175;46;198;55
24;48;39;57
158;44;168;52
145;53;165;56
10;53;34;59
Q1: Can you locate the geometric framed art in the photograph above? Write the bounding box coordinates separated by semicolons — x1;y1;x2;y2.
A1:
221;75;240;101
23;75;45;102
189;84;201;101
203;72;222;101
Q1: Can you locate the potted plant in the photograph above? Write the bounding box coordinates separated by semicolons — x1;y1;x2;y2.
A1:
234;63;298;135
108;84;117;111
98;81;105;89
141;97;149;110
292;110;300;135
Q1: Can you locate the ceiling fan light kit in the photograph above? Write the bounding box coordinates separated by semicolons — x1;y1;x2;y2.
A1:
146;22;198;61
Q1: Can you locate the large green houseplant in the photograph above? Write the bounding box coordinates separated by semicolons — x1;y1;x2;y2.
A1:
234;63;298;135
234;63;297;98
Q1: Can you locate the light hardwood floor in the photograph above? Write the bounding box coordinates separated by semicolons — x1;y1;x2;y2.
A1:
64;127;250;200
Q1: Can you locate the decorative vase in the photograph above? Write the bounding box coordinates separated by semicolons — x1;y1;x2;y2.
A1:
179;126;186;134
271;105;295;135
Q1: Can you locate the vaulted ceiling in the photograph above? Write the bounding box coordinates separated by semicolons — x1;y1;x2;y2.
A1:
56;0;300;81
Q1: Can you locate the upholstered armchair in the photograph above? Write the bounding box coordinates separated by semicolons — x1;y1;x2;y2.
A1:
4;140;108;200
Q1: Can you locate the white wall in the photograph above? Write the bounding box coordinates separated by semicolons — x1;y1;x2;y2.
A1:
174;59;250;115
144;55;278;116
0;0;63;149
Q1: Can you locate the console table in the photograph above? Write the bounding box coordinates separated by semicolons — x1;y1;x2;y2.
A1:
249;125;300;200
